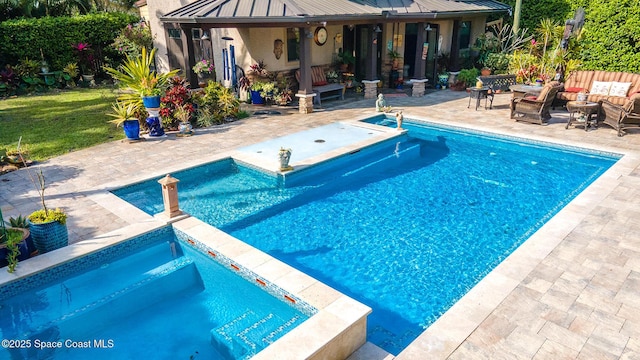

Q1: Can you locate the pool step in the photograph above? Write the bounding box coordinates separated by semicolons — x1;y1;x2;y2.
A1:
210;310;304;359
29;258;203;339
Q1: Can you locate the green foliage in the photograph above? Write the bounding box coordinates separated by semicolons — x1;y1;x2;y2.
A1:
104;47;180;111
579;0;640;72
7;215;29;228
456;68;480;87
107;100;139;126
502;0;573;33
28;208;67;225
4;230;23;273
112;21;154;59
0;13;139;72
483;53;511;73
194;82;240;126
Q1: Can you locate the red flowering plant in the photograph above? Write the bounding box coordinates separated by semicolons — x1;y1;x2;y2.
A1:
160;76;195;129
72;42;95;75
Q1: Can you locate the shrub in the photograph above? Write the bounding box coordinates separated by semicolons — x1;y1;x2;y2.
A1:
160;76;195;129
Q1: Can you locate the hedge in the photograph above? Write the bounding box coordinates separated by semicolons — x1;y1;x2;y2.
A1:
499;0;640;73
0;12;139;71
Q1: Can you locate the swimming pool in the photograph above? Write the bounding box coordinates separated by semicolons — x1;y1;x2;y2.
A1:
113;118;619;354
0;226;312;359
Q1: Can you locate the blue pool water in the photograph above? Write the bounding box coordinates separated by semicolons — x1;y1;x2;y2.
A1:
113;119;619;354
0;227;309;359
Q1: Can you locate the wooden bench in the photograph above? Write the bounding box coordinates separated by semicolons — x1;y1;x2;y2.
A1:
295;67;345;106
478;74;517;92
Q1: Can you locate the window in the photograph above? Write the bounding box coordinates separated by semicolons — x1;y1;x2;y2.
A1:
286;28;300;62
192;28;201;40
459;21;471;49
168;28;181;39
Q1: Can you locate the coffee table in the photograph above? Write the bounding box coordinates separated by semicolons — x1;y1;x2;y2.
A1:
509;84;543;98
566;101;600;131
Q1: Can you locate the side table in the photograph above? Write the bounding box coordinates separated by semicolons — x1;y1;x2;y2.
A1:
467;87;493;110
566;101;600;131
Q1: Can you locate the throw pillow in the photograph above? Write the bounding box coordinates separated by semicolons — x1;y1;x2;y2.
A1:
608;82;632;97
589;81;613;95
565;87;586;93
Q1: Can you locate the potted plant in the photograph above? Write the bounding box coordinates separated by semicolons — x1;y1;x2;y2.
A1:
250;81;267;105
337;51;356;71
455;68;481;90
388;50;402;69
104;47;179;110
108;101;141;140
173;104;194;136
0;211;31;273
192;59;215;88
73;42;95;82
12;137;68;255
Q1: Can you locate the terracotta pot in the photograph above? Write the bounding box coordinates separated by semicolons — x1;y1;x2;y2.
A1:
481;68;492;76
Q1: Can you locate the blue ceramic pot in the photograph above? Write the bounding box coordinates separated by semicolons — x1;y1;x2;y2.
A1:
250;90;265;105
27;220;68;254
142;95;161;109
122;119;140;140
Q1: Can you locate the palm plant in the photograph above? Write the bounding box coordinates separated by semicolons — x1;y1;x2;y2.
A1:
103;47;179;108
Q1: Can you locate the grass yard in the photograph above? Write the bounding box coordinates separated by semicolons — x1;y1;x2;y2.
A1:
0;88;123;161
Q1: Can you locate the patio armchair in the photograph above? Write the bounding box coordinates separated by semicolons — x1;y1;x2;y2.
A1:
600;94;640;136
510;81;562;125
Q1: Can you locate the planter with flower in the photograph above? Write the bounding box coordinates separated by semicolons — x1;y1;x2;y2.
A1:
108;101;141;140
250;81;268;105
248;60;269;84
73;42;96;84
192;59;215;87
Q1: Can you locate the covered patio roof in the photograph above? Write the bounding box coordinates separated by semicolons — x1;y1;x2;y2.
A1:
160;0;511;26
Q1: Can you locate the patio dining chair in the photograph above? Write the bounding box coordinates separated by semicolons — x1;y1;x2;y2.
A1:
510;81;562;125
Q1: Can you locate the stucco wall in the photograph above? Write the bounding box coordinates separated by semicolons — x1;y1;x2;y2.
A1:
147;0;192;72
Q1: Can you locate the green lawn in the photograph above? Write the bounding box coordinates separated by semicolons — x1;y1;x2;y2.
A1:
0;88;124;161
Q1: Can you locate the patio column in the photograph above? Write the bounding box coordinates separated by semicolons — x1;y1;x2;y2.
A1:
364;25;379;99
296;27;316;113
180;25;197;88
410;22;428;97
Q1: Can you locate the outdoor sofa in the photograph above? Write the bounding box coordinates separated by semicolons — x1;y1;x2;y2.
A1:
556;70;640;107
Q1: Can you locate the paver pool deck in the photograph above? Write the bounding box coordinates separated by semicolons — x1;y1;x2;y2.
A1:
1;90;639;359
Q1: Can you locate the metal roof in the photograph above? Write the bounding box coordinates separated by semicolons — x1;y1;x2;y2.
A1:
160;0;511;25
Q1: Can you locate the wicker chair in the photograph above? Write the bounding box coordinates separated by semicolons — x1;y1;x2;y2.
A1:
600;94;640;136
510;81;562;125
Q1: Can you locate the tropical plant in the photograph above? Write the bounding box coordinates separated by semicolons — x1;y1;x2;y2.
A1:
160;77;195;129
194;81;240;125
249;60;267;75
103;47;179;107
107;101;139;127
7;215;29;228
337;51;356;66
73;42;96;75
